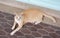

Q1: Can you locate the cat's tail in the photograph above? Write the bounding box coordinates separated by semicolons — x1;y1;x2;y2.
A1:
43;13;56;23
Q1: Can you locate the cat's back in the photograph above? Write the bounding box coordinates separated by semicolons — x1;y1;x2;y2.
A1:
23;8;44;23
23;8;43;16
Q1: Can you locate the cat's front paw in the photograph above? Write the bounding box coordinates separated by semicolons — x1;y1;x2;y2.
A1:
11;27;14;30
10;32;14;36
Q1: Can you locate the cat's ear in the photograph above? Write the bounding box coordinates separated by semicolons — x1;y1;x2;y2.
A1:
20;12;24;16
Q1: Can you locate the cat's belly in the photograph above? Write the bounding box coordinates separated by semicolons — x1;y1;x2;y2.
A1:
24;17;38;23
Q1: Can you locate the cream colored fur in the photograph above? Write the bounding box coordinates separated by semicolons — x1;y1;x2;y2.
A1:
10;8;56;35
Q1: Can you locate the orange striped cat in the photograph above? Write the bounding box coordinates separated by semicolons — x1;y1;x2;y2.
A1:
10;8;56;35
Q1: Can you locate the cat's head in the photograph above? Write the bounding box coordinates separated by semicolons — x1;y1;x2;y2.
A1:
15;12;24;20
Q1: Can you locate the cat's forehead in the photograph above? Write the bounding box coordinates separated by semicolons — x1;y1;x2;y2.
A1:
16;12;23;16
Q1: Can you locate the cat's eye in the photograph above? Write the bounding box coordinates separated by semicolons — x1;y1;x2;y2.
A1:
16;16;19;19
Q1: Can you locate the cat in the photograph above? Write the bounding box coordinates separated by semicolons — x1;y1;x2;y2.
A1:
10;8;56;35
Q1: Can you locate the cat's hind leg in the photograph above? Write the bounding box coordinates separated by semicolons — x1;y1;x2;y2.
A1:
35;19;42;25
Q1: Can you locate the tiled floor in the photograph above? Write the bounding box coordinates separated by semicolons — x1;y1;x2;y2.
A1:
0;11;60;38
